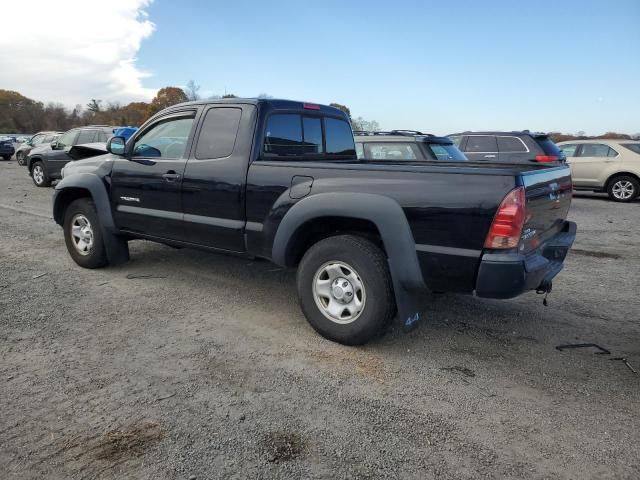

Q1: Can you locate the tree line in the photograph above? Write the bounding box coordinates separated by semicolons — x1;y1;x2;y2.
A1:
2;85;634;140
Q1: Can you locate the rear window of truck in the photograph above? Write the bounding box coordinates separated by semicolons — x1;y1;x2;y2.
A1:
263;114;355;158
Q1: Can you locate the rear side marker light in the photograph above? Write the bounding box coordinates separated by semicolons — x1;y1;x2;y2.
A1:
484;186;527;249
535;155;558;162
303;103;321;110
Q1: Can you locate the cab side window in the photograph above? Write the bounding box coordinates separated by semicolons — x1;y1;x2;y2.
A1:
133;115;195;158
195;107;243;159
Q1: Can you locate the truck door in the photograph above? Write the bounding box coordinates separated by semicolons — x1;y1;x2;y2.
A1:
180;104;256;251
110;110;198;240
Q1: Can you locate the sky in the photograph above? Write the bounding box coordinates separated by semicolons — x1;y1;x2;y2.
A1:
1;0;639;135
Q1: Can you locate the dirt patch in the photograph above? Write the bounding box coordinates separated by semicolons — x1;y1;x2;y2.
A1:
261;431;306;463
94;421;164;461
307;348;391;383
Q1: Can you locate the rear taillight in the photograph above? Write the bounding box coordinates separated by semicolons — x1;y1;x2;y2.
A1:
535;155;558;162
484;186;526;249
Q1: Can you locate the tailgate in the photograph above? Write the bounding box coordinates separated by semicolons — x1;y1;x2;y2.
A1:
520;165;572;252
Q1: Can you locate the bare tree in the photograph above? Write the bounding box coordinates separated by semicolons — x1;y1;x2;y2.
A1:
185;80;201;101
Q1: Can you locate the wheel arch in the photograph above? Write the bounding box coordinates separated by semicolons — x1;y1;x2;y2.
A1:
605;171;640;189
53;174;129;265
272;192;426;329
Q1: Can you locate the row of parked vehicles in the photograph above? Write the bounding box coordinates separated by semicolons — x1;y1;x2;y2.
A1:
16;124;640;203
8;98;638;344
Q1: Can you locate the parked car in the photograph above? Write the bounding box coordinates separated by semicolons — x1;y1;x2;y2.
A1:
53;98;576;345
15;131;63;165
354;130;467;161
447;131;565;164
557;139;640;202
27;126;115;187
112;126;138;141
0;137;15;160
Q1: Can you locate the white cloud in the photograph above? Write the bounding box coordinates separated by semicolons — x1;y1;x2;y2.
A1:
0;0;156;107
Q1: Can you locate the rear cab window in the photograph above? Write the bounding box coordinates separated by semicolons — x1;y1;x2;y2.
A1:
263;113;355;159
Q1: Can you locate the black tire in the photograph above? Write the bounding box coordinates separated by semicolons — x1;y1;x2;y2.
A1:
63;198;108;269
16;151;25;165
2;155;10;161
607;175;639;202
296;235;395;345
31;161;51;187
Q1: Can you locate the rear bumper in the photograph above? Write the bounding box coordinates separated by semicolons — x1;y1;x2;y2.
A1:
475;221;577;299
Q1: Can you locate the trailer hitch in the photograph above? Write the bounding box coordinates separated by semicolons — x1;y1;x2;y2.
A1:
536;280;553;306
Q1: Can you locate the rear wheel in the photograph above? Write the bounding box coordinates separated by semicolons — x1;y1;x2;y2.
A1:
607;175;639;202
31;161;51;187
296;235;395;345
2;155;10;161
63;198;108;269
16;151;25;165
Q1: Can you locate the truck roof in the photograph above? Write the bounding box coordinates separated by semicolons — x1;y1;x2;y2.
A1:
169;98;348;117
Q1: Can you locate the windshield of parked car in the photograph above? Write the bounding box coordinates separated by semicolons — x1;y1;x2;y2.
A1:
621;143;640;154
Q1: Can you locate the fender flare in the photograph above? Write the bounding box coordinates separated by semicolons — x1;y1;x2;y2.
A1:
53;173;129;265
272;193;426;329
272;192;425;290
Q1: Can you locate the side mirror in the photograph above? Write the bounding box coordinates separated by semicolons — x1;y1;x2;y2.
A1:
50;141;58;150
106;136;126;156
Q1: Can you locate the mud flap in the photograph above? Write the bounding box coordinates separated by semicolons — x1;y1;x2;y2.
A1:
103;231;130;266
389;262;421;332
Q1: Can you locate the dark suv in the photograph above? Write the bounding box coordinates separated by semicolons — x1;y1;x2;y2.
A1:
447;131;565;164
354;130;467;161
27;126;114;187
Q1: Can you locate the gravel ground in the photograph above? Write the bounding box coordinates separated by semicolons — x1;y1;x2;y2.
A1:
1;159;639;479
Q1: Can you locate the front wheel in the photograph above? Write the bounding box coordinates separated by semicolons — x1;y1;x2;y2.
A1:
2;155;10;161
296;235;395;345
63;198;108;268
16;151;25;165
31;161;51;187
607;175;639;202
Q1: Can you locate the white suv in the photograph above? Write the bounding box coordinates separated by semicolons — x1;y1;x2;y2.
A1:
557;139;640;202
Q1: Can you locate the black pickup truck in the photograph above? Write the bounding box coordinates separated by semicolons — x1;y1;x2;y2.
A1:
53;99;576;345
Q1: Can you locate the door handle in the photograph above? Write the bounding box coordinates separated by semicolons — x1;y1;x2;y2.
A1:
162;172;181;182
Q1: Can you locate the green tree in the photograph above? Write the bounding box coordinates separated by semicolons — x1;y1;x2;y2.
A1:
330;103;352;121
